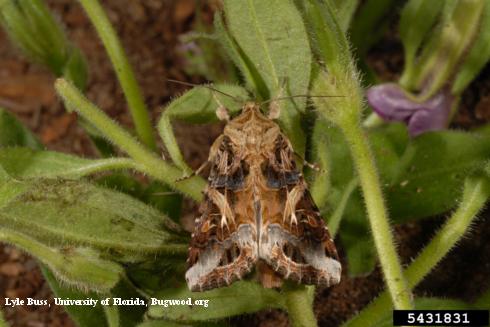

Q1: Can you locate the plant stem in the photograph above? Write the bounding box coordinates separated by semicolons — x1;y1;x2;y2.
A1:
52;157;140;178
341;118;412;310
78;0;156;151
285;285;317;327
343;176;490;327
55;78;205;201
328;178;358;237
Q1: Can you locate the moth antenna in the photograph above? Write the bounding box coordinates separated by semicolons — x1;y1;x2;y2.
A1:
166;79;243;103
150;191;180;196
261;94;345;106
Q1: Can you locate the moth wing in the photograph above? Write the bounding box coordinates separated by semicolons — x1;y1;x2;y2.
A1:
259;136;341;287
186;136;258;292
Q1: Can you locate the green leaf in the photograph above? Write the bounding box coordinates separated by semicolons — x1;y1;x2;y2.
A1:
161;84;249;123
331;0;359;32
126;258;185;297
158;84;248;172
339;190;376;275
42;266;108;327
296;0;351;77
97;174;183;222
222;0;311;108
0;230;122;292
0;109;42;149
404;0;485;96
350;0;400;58
388;129;490;222
222;0;311;154
0;0;68;75
0;148;137;179
109;280;147;327
214;13;268;98
0;178;187;261
142;181;182;222
399;0;445;77
452;1;490;94
63;47;89;90
178;30;239;83
147;281;285;322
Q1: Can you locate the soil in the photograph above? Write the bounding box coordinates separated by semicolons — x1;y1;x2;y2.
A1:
0;1;489;327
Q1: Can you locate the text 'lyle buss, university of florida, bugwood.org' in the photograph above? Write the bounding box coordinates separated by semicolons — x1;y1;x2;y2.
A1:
4;297;209;308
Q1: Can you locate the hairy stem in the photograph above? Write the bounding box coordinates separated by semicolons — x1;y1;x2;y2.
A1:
102;300;120;327
78;0;156;150
341;118;412;310
285;285;317;327
307;0;412;309
55;78;205;201
343;176;490;327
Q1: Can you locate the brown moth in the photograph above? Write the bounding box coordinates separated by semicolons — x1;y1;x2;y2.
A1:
185;102;341;292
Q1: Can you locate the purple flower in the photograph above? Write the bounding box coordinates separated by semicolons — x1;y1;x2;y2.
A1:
366;83;454;137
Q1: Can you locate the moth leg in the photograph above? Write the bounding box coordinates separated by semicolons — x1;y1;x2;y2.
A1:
293;152;320;171
175;160;210;182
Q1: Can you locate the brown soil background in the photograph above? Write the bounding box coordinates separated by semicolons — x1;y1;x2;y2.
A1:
0;1;489;326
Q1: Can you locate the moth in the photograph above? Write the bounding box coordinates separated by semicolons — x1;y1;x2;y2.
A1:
185;101;341;292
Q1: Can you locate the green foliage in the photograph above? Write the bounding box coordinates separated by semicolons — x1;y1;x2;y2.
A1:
316;122;490;275
159;84;248;172
0;109;42;149
387;128;490;221
0;0;489;326
0;178;186;260
0;0;88;90
0;229;122;292
147;281;284;323
0;148;136;179
452;1;490;94
219;0;311;154
42;266;109;327
399;0;487;98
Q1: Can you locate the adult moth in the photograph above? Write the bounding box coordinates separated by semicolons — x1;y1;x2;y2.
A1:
185;101;341;292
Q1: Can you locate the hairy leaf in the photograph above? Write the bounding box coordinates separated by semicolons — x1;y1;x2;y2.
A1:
222;0;310;154
0;178;187;261
223;0;311;108
0;230;122;291
161;84;249;123
158;84;248;172
42;266;109;327
96;175;182;222
388;129;490;222
0;148;137;179
147;281;284;322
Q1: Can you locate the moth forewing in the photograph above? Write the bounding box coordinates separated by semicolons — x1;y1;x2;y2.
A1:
185;102;341;292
